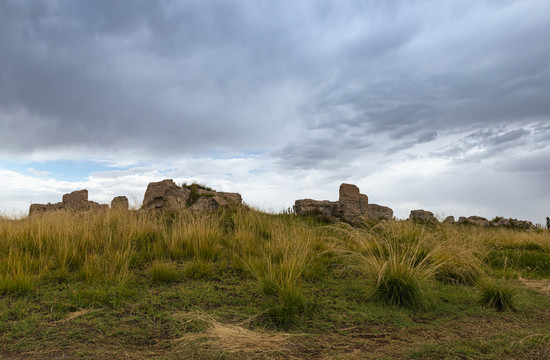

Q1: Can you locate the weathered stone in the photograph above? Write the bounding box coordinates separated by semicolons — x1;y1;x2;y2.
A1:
29;202;63;216
496;218;510;226
99;204;109;211
467;216;490;227
363;204;393;221
339;183;368;203
337;200;367;223
294;199;337;218
142;179;190;211
458;216;490;226
62;190;92;210
29;189;108;216
509;218;535;230
141;179;243;212
189;196;220;212
409;210;438;223
62;189;88;204
443;216;455;224
294;184;392;225
216;192;242;205
111;196;129;210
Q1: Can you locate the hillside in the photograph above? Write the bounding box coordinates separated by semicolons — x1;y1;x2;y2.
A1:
1;206;549;359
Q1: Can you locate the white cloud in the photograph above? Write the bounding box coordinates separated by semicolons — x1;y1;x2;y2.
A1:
27;168;51;177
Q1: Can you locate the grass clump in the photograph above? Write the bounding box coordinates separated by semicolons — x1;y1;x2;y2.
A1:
348;222;445;309
435;247;484;286
148;261;180;284
184;182;216;206
0;273;35;295
478;278;517;311
183;260;213;280
373;260;425;308
245;224;318;326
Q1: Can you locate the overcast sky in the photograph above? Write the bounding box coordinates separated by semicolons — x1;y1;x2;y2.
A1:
1;1;549;224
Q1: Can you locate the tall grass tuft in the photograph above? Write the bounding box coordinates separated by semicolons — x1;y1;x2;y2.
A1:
478;277;517;311
244;220;318;326
183;259;213;280
0;249;38;295
435;247;484;286
149;261;180;284
345;222;446;308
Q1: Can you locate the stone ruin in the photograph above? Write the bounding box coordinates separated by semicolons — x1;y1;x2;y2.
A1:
27;180;537;230
408;210;536;229
294;183;393;225
29;189;116;216
111;196;129;210
408;209;438;223
141;179;242;212
28;179;243;216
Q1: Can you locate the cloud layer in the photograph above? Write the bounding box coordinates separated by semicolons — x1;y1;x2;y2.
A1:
1;1;549;224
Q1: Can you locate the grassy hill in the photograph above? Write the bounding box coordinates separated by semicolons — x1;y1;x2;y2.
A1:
1;207;549;359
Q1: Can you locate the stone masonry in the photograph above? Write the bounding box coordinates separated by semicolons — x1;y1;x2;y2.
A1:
294;183;393;224
29;189;108;216
141;179;242;212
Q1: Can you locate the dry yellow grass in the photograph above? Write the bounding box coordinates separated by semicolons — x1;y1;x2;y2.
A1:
174;311;295;354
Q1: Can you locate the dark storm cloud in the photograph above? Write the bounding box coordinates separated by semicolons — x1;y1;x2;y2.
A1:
1;0;549;168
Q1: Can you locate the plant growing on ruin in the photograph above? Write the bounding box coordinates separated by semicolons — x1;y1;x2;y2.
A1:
184;182;216;206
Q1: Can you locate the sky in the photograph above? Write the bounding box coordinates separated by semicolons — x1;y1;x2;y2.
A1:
1;1;549;224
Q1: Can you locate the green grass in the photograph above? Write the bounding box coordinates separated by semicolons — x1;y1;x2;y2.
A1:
148;261;180;284
0;208;549;358
486;248;550;277
183;259;213;280
478;278;517;312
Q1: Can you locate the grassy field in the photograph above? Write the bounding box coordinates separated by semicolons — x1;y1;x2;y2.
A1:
0;206;549;359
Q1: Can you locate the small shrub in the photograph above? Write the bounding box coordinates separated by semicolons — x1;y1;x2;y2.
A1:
478;278;517;311
149;261;180;284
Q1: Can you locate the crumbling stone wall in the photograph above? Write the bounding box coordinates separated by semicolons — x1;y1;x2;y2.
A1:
294;183;393;225
29;189;108;216
141;179;242;212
